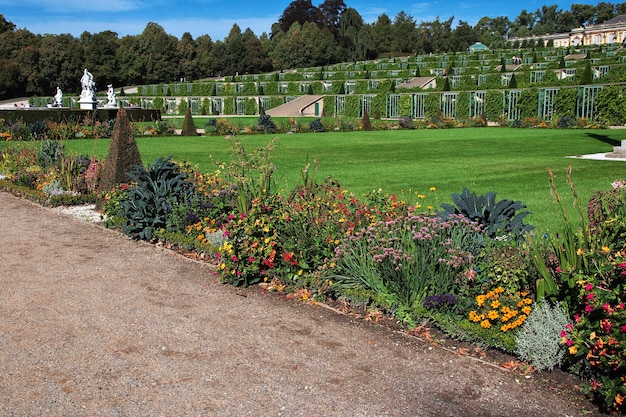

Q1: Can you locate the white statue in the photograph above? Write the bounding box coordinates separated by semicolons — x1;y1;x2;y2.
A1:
54;87;62;107
80;68;96;99
105;84;116;107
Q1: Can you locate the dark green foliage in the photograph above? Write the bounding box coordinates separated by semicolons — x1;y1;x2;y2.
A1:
580;61;593;85
439;187;534;240
558;56;566;69
97;107;143;194
257;114;276;133
180;106;198;136
442;77;450;91
120;157;191;240
309;119;325;132
508;73;517;89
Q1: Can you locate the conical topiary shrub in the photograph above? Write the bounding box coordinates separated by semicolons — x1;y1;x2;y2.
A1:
181;106;198;136
97;106;143;194
361;108;373;131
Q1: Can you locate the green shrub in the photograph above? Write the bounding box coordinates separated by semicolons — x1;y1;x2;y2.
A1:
515;301;569;371
257;114;276;133
309;119;325;132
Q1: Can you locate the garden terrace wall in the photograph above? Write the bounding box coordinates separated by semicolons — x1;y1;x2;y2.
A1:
0;108;161;124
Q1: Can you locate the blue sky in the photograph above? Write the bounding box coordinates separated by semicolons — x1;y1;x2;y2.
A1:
1;0;576;40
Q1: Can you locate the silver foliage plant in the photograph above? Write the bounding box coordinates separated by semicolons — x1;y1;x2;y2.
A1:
515;301;570;371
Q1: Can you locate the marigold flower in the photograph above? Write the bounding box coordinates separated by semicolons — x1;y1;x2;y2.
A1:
522;306;532;315
616;393;624;406
487;310;499;320
480;319;491;329
491;300;500;309
476;295;486;307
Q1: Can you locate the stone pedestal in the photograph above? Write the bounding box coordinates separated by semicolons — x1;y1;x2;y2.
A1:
78;97;97;110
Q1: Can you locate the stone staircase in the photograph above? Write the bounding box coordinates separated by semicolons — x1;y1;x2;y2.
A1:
266;95;324;117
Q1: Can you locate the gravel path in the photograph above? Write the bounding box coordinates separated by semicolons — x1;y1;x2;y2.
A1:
0;192;602;416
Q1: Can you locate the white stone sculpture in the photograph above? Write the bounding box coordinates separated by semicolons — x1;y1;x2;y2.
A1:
105;84;117;108
79;68;97;109
54;87;63;107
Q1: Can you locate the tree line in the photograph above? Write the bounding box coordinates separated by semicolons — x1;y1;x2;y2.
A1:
1;0;625;100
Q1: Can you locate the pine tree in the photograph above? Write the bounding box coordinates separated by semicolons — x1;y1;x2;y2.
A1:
96;107;143;195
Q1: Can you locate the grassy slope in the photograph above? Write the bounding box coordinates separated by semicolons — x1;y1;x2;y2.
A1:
65;127;626;233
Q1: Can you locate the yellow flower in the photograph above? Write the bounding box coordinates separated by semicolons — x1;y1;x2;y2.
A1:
417;194;426;199
469;311;480;322
615;393;624;406
491;300;500;309
480;319;492;329
522;306;532;315
577;248;584;256
601;246;610;254
569;345;578;355
429;186;436;191
487;310;499;320
476;295;486;307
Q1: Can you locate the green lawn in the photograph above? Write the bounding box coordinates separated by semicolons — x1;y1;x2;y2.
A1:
64;127;626;233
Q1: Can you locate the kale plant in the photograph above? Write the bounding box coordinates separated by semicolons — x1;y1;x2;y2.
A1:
439;188;534;241
120;157;191;240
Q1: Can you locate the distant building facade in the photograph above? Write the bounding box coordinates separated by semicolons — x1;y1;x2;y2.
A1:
509;14;626;48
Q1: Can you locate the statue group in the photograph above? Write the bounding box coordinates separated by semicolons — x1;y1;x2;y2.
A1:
76;68;117;109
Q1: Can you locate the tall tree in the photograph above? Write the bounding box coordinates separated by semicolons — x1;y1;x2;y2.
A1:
177;32;199;81
0;14;16;34
570;3;596;26
338;7;365;60
316;0;346;33
276;0;318;34
391;11;418;53
223;24;245;75
194;35;214;78
372;14;393;55
453;20;478;52
37;34;84;95
240;28;273;74
116;35;144;86
595;2;617;23
137;23;179;84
